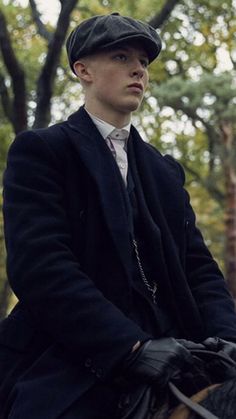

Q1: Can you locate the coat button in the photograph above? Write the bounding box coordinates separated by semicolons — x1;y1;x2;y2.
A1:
79;210;84;219
85;358;92;368
96;368;103;378
118;394;131;408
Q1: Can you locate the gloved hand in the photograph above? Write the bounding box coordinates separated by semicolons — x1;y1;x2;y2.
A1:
176;338;205;352
203;337;236;362
123;337;193;388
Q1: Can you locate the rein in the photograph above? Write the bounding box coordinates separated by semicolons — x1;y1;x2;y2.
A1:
166;349;236;419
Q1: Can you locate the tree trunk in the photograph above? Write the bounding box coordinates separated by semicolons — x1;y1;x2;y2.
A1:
0;10;27;134
33;0;78;128
220;121;236;300
0;279;11;320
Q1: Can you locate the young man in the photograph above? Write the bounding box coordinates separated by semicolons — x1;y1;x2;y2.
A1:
1;12;236;419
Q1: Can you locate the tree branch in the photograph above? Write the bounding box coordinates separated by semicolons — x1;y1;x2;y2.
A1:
0;72;13;124
148;0;180;28
0;9;27;133
0;278;11;320
182;162;225;204
176;102;220;172
29;0;53;42
229;50;236;71
33;0;78;128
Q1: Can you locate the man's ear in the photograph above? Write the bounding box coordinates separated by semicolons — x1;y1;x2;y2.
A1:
73;60;92;82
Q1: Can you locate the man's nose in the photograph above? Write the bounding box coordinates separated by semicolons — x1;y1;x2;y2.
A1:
131;60;145;78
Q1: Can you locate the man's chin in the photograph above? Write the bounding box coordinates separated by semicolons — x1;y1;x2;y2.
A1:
122;100;142;113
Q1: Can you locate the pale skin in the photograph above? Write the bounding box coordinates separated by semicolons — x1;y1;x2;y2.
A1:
74;44;149;351
73;44;149;128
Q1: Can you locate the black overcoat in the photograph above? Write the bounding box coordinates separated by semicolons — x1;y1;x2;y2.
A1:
1;107;236;418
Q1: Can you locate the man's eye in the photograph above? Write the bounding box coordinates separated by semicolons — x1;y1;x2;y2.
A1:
114;54;127;61
141;59;149;68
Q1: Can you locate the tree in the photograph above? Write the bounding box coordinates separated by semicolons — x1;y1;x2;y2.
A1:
146;0;236;298
152;73;236;295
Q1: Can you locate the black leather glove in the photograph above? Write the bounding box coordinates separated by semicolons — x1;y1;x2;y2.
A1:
176;339;205;352
123;338;193;388
203;337;236;362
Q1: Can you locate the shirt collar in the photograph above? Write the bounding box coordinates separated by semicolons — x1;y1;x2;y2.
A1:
85;109;131;140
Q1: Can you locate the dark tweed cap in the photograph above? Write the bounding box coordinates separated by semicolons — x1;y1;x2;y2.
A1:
66;12;162;73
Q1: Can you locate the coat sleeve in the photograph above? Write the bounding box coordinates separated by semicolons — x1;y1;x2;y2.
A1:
172;159;236;341
184;189;236;340
3;130;150;380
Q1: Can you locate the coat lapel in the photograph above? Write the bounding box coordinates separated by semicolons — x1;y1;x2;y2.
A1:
128;126;185;237
63;107;132;280
128;125;187;268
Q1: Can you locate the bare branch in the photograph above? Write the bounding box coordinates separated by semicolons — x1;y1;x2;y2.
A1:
229;50;236;71
0;72;13;124
29;0;53;42
33;0;78;128
0;278;11;320
148;0;180;28
0;9;27;133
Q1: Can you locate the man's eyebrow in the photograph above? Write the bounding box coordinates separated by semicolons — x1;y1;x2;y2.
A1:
111;46;129;53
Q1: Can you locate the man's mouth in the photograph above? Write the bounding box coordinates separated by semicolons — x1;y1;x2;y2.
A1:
128;83;143;92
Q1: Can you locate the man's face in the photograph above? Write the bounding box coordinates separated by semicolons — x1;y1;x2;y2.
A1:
80;44;149;119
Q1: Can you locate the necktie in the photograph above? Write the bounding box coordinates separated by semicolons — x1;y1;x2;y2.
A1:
106;129;128;184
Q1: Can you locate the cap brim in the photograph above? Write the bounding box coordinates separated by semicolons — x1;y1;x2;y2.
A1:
98;34;161;63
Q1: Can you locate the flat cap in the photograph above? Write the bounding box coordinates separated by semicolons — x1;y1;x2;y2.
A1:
66;12;162;73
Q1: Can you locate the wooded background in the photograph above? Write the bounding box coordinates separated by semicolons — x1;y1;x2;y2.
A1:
0;0;236;318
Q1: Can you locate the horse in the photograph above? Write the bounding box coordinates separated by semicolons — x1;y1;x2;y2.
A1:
117;349;236;419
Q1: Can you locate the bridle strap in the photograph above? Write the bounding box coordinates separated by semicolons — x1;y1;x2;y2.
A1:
190;348;236;366
168;382;219;419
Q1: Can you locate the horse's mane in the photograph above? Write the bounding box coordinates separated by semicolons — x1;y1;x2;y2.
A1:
199;378;236;419
153;378;236;419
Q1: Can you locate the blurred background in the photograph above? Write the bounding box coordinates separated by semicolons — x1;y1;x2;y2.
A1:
0;0;236;318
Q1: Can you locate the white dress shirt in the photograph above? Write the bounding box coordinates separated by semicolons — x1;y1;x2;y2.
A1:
85;110;131;185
